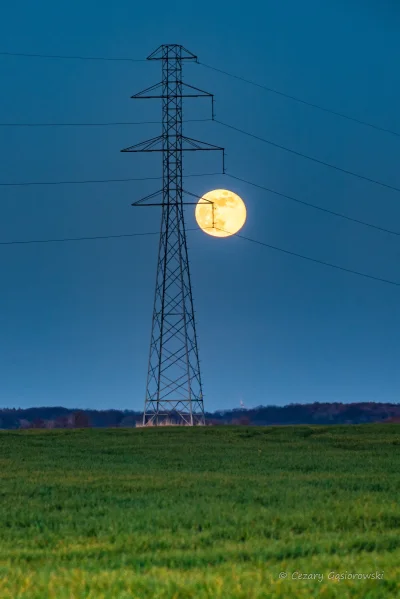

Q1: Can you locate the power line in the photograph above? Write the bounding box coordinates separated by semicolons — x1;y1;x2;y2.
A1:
3;51;397;139
2;224;399;288
0;118;210;127
0;51;146;62
228;174;400;238
199;62;400;139
6;166;396;240
216;120;400;195
0;230;163;245
229;231;400;288
0;172;221;187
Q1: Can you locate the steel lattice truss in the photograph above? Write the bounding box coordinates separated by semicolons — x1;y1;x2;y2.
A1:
121;44;224;426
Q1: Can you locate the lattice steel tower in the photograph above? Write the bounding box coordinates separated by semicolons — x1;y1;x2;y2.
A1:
122;44;224;426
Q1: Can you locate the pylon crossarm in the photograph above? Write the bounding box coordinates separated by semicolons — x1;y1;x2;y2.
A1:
180;82;213;97
147;45;197;61
131;82;163;98
121;135;163;152
132;190;163;206
181;136;223;151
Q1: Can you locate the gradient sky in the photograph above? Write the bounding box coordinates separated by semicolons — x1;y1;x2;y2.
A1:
0;0;399;411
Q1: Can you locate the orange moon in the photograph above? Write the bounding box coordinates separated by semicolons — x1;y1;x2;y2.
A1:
195;189;246;237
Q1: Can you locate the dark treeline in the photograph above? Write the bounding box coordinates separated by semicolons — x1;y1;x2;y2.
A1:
0;402;399;429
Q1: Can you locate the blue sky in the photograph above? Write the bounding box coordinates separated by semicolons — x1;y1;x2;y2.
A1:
0;0;399;411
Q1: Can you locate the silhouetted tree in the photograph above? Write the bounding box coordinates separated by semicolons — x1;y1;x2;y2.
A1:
54;416;70;428
72;411;90;428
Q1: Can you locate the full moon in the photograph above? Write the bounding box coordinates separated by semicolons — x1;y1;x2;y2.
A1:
195;189;246;237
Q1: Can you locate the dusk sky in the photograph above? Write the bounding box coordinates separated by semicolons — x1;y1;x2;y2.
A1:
1;0;399;411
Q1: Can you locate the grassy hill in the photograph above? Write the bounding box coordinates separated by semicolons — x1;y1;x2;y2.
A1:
0;425;399;597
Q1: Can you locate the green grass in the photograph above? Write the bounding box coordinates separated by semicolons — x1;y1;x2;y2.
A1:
0;424;399;598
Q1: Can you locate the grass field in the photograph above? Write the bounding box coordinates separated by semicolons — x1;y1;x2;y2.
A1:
0;424;399;598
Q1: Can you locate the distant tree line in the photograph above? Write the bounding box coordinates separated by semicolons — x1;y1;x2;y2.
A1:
0;407;139;430
0;402;399;430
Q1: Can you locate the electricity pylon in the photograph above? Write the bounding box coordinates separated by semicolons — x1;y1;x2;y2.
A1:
121;44;224;426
